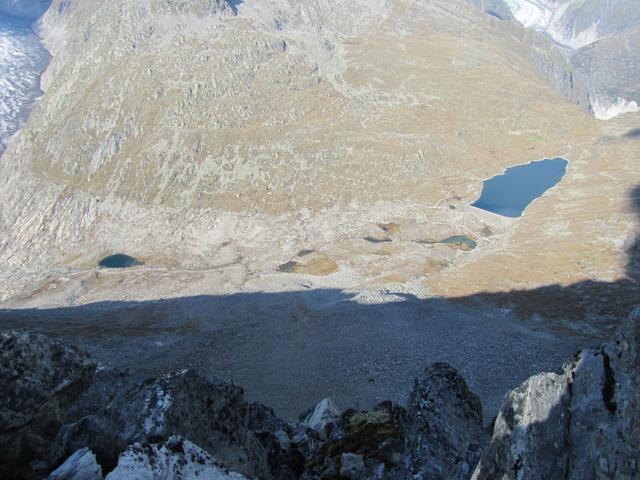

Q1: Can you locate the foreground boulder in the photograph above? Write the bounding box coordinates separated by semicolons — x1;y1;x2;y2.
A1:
0;331;96;479
47;448;102;480
300;398;340;439
473;309;640;479
407;363;488;479
300;363;488;479
105;436;247;480
50;368;296;479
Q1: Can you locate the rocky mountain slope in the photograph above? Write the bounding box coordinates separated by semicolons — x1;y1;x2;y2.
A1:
0;0;637;307
571;23;640;119
1;307;638;479
0;1;639;471
483;0;640;118
499;0;640;48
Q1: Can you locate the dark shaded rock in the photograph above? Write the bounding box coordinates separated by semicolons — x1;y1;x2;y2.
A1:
0;330;96;479
51;414;122;474
48;368;145;473
300;398;340;440
7;320;638;480
340;452;365;478
301;364;488;479
300;400;408;479
341;403;406;463
110;369;287;478
406;362;489;479
49;367;297;479
473;309;640;479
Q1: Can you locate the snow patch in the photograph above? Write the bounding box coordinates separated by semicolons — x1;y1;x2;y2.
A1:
593;97;640;120
548;19;602;50
502;0;604;49
503;0;553;29
48;448;103;480
0;12;50;153
106;436;247;480
142;383;173;436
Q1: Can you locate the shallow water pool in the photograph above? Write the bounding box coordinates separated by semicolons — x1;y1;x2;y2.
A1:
99;254;143;269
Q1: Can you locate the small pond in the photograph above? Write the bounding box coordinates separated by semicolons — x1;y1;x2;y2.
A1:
98;254;143;269
441;235;477;250
419;235;477;251
472;157;568;218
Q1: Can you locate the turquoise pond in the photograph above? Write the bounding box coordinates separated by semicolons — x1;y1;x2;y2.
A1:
441;235;477;250
472;157;568;218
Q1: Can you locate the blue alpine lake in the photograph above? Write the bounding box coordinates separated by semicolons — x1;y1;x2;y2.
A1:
472;157;568;218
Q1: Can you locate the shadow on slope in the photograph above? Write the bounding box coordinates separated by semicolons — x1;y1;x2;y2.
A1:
625;127;640;139
451;185;640;336
0;187;639;419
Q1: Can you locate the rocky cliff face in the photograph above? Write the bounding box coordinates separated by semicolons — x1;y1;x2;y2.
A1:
0;331;96;479
571;24;640;119
473;307;640;479
1;308;638;479
476;0;640;118
510;21;592;113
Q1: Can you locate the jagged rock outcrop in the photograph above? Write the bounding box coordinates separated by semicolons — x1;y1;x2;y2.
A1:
472;308;640;479
299;364;488;479
0;329;490;479
477;0;640;118
105;436;247;480
571;24;640;118
0;331;96;479
1;319;638;479
406;363;488;479
49;368;297;479
300;398;340;438
464;0;592;112
47;448;102;480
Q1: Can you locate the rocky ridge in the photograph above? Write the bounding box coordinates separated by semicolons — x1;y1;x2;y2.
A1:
1;307;638;479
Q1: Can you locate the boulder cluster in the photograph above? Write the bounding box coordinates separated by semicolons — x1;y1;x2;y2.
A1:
1;310;638;479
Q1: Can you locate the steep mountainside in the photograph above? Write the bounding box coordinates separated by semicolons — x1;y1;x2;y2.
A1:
571;24;640;118
1;0;637;308
0;0;639;461
502;0;640;48
488;0;640;117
